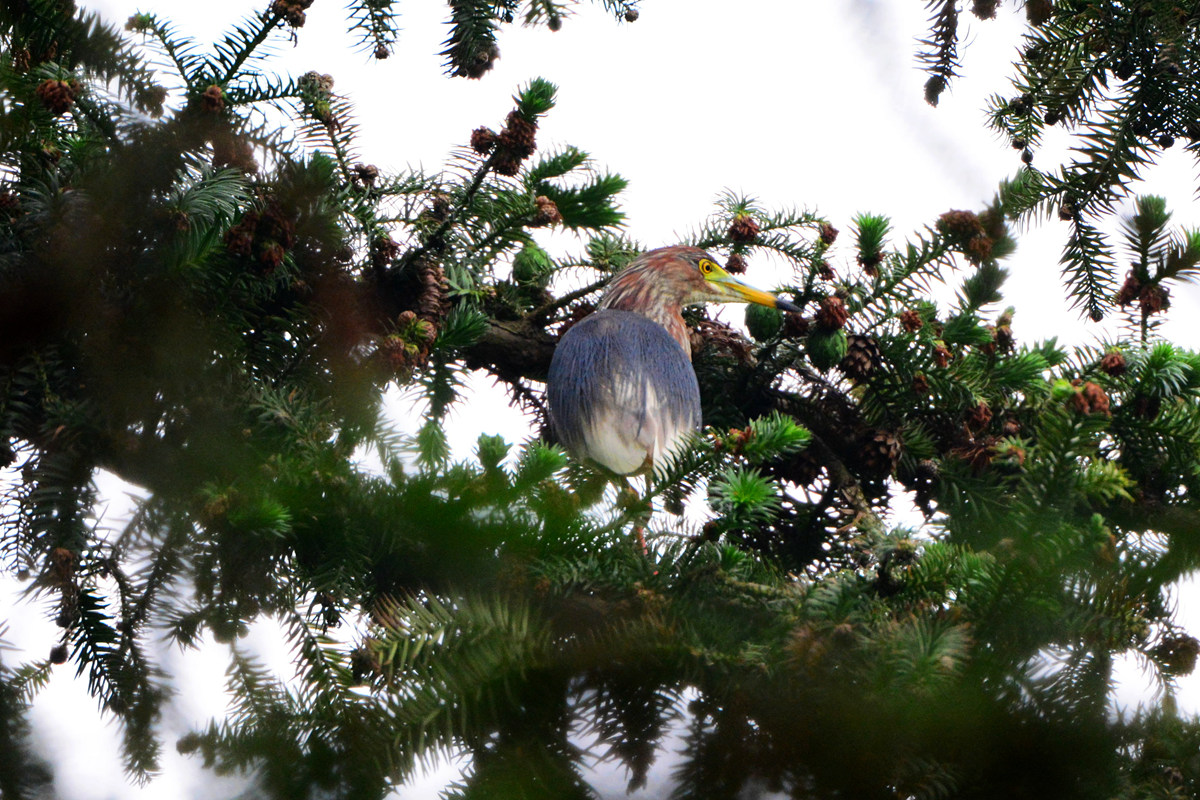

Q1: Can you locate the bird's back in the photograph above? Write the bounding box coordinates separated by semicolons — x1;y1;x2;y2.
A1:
547;309;701;475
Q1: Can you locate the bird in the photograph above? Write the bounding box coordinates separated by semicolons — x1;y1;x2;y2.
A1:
547;245;801;477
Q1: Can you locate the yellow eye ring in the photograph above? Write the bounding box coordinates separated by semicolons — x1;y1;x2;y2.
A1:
698;258;716;275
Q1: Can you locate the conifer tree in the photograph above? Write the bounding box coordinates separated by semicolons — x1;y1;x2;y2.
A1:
1;2;1199;799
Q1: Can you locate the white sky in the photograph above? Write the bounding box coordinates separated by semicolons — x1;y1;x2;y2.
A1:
3;1;1199;797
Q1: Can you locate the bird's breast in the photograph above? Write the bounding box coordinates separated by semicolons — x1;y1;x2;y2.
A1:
547;309;702;475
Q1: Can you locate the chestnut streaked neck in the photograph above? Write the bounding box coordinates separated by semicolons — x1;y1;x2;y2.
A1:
597;251;698;358
599;263;691;357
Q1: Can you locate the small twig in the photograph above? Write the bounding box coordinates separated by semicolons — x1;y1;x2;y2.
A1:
531;276;610;320
394;151;499;274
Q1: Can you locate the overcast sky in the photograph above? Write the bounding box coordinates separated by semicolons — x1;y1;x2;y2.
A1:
3;1;1200;798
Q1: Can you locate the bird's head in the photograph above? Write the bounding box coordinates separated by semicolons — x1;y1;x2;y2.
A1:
602;245;802;315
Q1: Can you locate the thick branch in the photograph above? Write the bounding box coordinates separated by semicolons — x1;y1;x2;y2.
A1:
463;317;557;382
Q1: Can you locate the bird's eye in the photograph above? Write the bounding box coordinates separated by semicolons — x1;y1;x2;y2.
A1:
698;258;716;275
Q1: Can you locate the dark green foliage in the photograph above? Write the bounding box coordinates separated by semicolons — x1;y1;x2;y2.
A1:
940;0;1200;318
1;3;1200;800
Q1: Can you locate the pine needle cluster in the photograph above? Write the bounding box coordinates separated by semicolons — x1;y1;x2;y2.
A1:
0;3;1198;799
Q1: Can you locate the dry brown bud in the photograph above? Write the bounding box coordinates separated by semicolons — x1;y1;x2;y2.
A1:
966;401;992;432
783;312;809;338
470;126;497;154
728;214;761;244
1099;351;1126;376
815;296;849;330
1115;272;1141;306
353;164;379;185
200;84;224;113
531;195;563;227
35;79;76;116
971;0;999;19
1139;284;1170;316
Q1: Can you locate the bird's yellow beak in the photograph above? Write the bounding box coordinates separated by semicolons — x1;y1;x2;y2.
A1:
711;272;802;313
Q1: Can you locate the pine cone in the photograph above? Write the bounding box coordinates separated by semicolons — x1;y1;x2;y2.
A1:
933;342;952;368
458;43;499;79
938;210;984;242
416;262;450;323
899;308;923;333
725;253;747;274
259;202;296;249
270;0;309;27
379;333;416;378
971;0;999;19
782;312;809;338
966;401;992;432
1115;273;1141;306
624;8;639;22
1153;634;1200;677
470;126;497;154
839;335;881;381
492;150;524;177
994;324;1013;351
212;132;257;173
815;296;849;330
50;547;76;584
374;44;389;59
1139;283;1169;315
49;644;68;664
1081;381;1110;416
35;79;76;116
858;429;901;478
499;111;537;157
819;222;838;245
965;234;995;262
371;235;400;271
531;195;562;227
200;84;225;113
1070;381;1110;416
925;74;946;106
728;214;760;244
492;113;539;176
353;164;379;185
298;71;335;95
937;209;994;263
912;373;930;394
953;439;996;473
259;241;286;272
1099;351;1126;376
1026;0;1052;25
